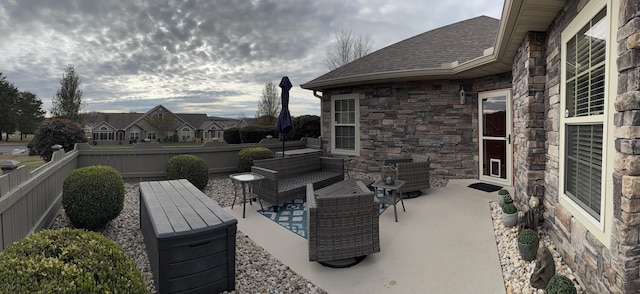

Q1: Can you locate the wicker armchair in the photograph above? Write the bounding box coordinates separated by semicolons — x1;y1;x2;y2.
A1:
383;155;430;197
306;181;380;267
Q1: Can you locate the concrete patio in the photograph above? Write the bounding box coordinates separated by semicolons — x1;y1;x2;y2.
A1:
223;179;507;293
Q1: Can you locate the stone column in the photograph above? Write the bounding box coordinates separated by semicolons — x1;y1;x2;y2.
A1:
613;1;640;291
512;32;547;209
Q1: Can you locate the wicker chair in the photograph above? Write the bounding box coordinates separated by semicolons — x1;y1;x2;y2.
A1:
383;155;430;198
306;181;380;267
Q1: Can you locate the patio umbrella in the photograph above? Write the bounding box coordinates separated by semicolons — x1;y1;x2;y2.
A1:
276;76;293;157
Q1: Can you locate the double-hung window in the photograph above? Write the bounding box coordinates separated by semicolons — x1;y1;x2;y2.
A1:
331;94;359;156
560;0;617;244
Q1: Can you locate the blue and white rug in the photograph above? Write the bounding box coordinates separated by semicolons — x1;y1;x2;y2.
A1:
258;198;307;238
258;190;391;239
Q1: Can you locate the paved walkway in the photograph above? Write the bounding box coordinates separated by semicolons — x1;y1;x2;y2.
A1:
223;179;506;294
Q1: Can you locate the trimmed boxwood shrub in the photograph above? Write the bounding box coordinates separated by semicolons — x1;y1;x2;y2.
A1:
502;203;517;214
546;274;577;294
0;228;146;293
238;147;274;172
63;165;124;230
517;228;539;244
166;154;209;190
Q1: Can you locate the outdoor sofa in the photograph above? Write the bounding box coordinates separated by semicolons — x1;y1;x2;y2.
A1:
251;153;344;209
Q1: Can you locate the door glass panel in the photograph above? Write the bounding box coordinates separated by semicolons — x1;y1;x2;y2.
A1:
482;96;506;137
483;139;507;179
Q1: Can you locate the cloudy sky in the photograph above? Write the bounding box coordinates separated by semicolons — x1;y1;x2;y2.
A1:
0;0;504;119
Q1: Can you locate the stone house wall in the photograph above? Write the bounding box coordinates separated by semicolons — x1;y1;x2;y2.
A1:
320;74;512;178
540;0;640;292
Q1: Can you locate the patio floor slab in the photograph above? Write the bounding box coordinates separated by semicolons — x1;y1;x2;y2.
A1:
223;179;506;293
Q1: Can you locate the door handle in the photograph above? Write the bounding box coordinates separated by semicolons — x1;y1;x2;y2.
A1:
507;134;511;144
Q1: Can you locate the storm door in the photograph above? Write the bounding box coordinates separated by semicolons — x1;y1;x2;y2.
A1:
478;89;512;186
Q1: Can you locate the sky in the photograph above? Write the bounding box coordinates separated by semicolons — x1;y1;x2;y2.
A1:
0;0;504;119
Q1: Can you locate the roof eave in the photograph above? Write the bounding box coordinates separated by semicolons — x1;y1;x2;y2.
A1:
301;0;567;92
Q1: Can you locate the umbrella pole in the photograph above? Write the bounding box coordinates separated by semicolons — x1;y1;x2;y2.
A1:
282;134;285;157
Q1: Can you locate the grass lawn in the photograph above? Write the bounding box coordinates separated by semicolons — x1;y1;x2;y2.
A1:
0;153;45;173
0;133;34;145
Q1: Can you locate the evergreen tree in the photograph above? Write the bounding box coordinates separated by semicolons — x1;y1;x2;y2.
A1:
51;65;84;123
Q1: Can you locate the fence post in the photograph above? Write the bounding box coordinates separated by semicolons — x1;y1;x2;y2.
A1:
0;160;20;174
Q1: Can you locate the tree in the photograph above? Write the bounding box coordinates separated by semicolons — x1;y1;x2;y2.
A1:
0;73;19;141
51;65;84;123
255;81;280;126
16;91;46;140
325;29;374;70
145;112;176;142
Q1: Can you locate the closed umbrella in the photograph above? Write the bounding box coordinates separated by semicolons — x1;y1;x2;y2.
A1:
276;76;293;157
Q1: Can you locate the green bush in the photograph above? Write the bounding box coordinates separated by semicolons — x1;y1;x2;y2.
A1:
62;165;124;230
0;228;146;293
238;147;274;172
288;115;320;141
166;154;209;190
223;128;241;144
498;189;510;195
546;275;577;294
502;203;517;214
31;119;86;162
240;126;278;143
517;228;539;244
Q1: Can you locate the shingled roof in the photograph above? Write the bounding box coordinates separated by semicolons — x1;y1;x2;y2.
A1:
302;16;499;90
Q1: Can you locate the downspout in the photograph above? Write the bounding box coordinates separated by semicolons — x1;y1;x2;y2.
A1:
313;90;324;152
313;90;322;99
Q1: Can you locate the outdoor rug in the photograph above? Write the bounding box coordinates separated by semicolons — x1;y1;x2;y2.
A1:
258;190;391;239
468;182;502;193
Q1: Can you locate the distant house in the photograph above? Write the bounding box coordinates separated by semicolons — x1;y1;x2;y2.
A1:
84;105;228;144
302;0;639;293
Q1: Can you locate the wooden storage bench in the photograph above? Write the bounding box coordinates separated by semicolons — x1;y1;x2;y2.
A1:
140;179;237;294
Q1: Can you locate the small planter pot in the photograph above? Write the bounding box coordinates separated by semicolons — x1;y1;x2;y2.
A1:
518;239;540;262
502;212;518;227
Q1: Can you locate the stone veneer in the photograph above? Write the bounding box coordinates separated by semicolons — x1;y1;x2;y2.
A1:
320;74;511;178
512;31;548;210
541;0;640;293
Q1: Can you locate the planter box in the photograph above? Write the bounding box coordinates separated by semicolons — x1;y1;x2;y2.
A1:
140;179;237;294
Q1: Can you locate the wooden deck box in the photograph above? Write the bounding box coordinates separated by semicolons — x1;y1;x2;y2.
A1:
140;179;237;294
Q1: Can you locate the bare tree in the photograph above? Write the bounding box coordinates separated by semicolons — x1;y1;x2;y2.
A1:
325;29;374;70
256;81;280;126
51;65;84;123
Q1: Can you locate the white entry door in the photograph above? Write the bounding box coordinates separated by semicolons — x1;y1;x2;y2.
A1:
478;89;512;186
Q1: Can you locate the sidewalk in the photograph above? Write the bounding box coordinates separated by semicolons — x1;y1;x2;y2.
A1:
224;179;506;294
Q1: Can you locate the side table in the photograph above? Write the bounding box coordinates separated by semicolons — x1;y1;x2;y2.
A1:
230;172;265;218
371;180;406;222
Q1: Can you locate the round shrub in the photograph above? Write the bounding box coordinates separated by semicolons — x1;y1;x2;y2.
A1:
498;189;510;195
0;228;146;293
238;147;275;172
166;154;209;190
62;165;124;230
546;275;577;294
517;228;539;244
502;203;517;214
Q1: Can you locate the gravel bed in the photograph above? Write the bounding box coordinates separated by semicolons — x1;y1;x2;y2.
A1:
490;202;585;293
49;173;584;293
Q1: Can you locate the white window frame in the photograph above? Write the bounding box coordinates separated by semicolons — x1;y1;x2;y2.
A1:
559;0;617;247
331;93;360;156
182;127;191;141
147;131;156;140
130;130;140;140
